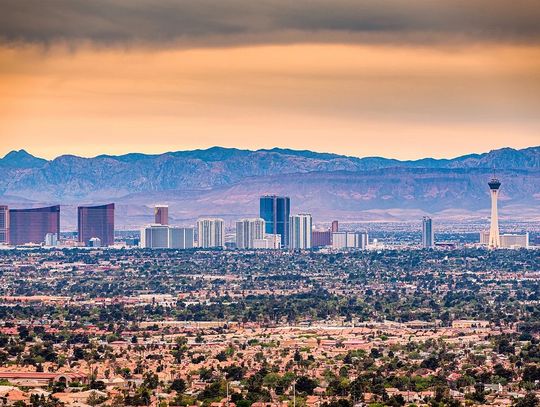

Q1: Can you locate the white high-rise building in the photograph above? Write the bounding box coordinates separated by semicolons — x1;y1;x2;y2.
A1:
236;218;265;249
140;224;169;248
197;218;224;248
332;232;368;250
422;216;434;248
289;214;312;250
140;225;194;249
488;178;501;248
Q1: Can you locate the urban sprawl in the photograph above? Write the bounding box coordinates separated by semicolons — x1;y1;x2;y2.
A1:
0;178;538;407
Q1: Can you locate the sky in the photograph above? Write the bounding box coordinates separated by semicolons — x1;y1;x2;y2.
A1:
1;0;539;160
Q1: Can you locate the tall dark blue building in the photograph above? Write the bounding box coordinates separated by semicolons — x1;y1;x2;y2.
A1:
259;195;290;248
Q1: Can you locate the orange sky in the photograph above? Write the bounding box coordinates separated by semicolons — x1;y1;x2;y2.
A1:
1;2;540;160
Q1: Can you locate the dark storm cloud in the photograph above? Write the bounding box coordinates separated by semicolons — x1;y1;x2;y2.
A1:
1;0;540;46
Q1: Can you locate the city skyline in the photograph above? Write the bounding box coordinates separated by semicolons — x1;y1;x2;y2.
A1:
0;183;532;250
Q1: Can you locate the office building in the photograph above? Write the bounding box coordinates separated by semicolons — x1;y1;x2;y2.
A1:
236;218;265;249
289;213;312;250
78;203;115;247
44;233;58;247
488;178;501;248
312;230;332;247
154;205;169;225
197;218;224;248
422;216;434;248
9;205;60;245
0;205;8;244
331;220;339;233
332;232;368;250
260;195;290;248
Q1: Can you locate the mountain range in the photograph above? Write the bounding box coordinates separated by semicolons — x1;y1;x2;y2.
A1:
1;146;539;229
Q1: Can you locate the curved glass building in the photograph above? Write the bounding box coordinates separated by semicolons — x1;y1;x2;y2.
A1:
9;205;60;245
78;203;115;247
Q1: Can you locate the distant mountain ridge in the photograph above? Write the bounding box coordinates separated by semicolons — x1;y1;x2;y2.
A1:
2;145;540;170
0;146;539;226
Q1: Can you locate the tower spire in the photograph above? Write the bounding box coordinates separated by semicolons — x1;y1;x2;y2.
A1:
488;176;501;249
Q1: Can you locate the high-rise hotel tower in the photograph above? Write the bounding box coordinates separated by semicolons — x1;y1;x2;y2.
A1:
289;213;312;250
9;205;60;245
422;216;434;249
236;218;265;249
197;218;224;248
78;203;115;247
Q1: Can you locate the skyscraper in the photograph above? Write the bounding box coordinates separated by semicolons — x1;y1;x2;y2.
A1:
289;213;312;250
331;220;339;233
422;216;434;248
488;178;501;248
9;205;60;245
236;218;265;249
154;205;169;225
78;203;115;247
260;195;290;248
0;205;8;244
197;218;224;248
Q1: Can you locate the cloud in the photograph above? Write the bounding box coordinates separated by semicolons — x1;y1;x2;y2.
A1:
1;0;540;47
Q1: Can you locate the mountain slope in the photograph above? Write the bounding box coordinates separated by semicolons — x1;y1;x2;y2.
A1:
0;146;538;225
1;146;538;200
